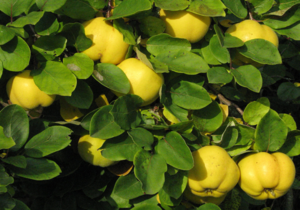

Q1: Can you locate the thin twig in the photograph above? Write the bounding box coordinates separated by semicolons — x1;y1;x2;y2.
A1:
217;93;244;116
246;1;254;20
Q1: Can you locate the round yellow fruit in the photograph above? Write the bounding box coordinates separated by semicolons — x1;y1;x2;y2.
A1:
77;135;117;167
6;70;56;110
225;19;279;67
82;17;129;64
112;58;164;106
238;152;295;200
184;186;227;205
187;145;240;199
159;9;211;43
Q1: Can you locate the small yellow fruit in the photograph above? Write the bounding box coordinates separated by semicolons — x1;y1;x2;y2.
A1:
82;17;129;64
186;145;240;200
238;152;295;200
6;70;56;110
59;97;83;122
219;19;233;28
226;20;279;67
112;58;164;106
159;9;211;43
77;135;117;167
184;186;227;205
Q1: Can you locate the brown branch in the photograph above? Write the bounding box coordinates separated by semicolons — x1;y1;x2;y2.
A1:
217;93;244;117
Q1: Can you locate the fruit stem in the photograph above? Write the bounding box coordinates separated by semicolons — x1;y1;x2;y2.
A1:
245;1;254;20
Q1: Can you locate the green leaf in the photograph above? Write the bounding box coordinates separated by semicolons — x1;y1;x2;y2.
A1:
198;203;221;210
0;0;32;17
278;0;300;10
85;0;106;9
32;61;77;96
279;113;297;131
222;0;247;19
36;0;67;11
12;199;30;210
264;6;300;29
163;171;188;199
170;81;212;110
138;16;166;37
277;82;300;101
35;12;60;36
128;128;154;150
231;65;262;93
9;11;44;27
0;126;15;150
81;108;99;131
200;41;222;65
220;86;245;102
9;27;28;39
94;63;131;94
0;105;29;152
209;35;230;64
0;193;16;210
10;157;61;180
243;97;270;125
113;19;136;45
63;53;94;79
236;123;255;145
110;95;143;130
0;25;15;45
192;101;223;133
0;61;2;78
154;0;190;10
157;131;194;170
223;33;244;48
218;124;239;149
131;204;162;210
64;80;93;109
169;120;194;134
113;174;144;199
278;131;300;156
238;39;282;65
146;33;191;57
90;105;125;139
0;171;14;186
106;0;153;20
149;56;169;73
250;0;274;15
24;126;72;158
101;133;140;161
134;149;167;194
207;67;233;84
156;50;210;74
260;65;286;86
187;0;226;17
158;187;182;207
226;142;252;156
1;155;27;168
254;109;289;152
32;35;67;61
0;36;30;72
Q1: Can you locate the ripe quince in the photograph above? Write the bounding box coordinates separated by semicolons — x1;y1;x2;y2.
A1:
77;135;118;167
82;17;129;64
185;145;240;205
159;9;211;43
225;19;279;67
112;58;164;106
6;70;56;110
238;152;295;200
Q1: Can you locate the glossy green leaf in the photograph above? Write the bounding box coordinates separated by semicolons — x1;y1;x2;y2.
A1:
277;82;300;101
0;25;15;45
113;174;144;199
63;53;94;79
231;65;262;93
169;120;194;134
198;203;221;210
279;113;297;131
146;34;191;57
156;50;210;74
0;61;3;78
200;41;222;65
35;12;60;36
254;109;288;152
236;123;255;146
94;63;131;94
32;35;67;61
278;130;300;156
170;81;212;110
0;126;15;150
101;133;140;161
0;193;16;210
10;157;61;180
134;149;167;194
106;0;153;20
264;6;300;29
81;108;99;131
243;97;270;125
207;67;233;84
24;126;72;158
149;56;169;73
113;19;136;45
36;0;66;11
226;142;252;156
134;46;154;70
260;65;286;86
238;39;282;65
64;80;93;109
12;199;30;210
158;187;182;207
0;105;29;152
139;16;166;37
250;0;274;15
163;170;188;199
218;124;239;149
90;105;125;139
9;11;44;27
220;86;245;101
210;35;230;64
110;95;143;130
0;36;30;72
223;33;244;48
9;27;28;39
131;204;161;210
1;155;27;168
157;131;194;170
222;0;247;19
128;128;154;150
187;0;226;17
0;170;14;186
193;101;223;133
154;0;189;10
85;0;106;9
0;0;32;17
